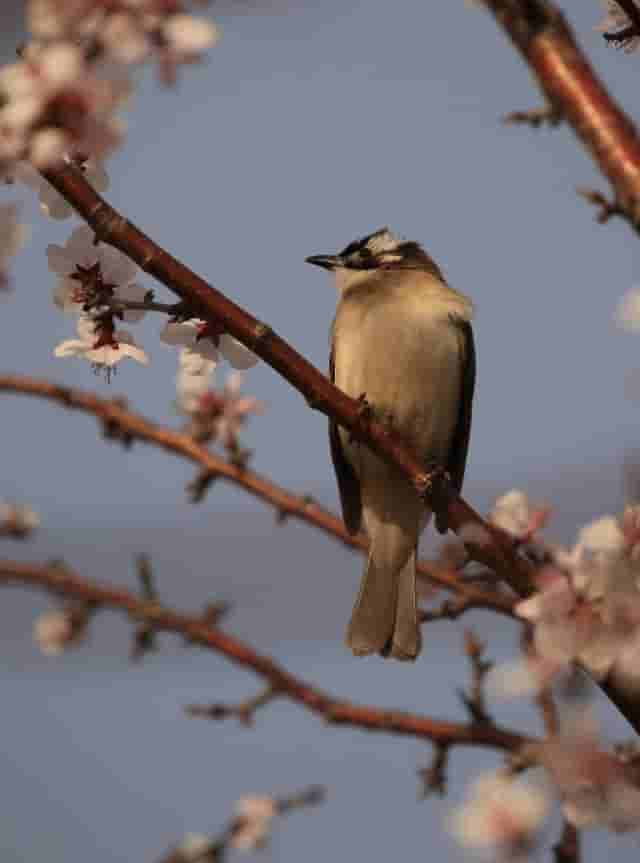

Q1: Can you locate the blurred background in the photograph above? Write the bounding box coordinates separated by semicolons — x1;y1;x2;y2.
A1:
1;1;640;860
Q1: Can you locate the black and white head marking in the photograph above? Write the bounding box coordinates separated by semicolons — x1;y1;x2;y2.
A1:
337;227;440;274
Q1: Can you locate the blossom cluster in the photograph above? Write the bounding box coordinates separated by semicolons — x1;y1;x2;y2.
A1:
0;1;218;186
443;492;640;856
489;492;640;692
450;715;640;857
48;225;260;398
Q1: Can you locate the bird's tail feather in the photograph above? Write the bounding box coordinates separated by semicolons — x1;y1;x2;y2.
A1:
345;525;421;661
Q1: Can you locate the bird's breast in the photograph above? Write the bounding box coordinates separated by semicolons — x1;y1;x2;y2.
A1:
332;290;464;464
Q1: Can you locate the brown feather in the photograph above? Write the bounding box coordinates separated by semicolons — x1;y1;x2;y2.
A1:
436;317;475;533
329;348;362;534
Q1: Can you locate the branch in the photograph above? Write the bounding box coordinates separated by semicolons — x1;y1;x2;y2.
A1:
160;785;325;863
474;0;640;737
553;821;580;863
481;0;640;229
39;162;536;598
0;373;515;617
0;558;530;751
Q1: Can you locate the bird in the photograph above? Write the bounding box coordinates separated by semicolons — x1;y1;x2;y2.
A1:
306;227;475;661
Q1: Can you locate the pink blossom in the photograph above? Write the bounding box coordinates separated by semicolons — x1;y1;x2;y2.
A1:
231;796;277;851
539;715;640;832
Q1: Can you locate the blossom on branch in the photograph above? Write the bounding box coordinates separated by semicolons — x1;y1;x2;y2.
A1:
0;41;130;168
161;318;258;370
177;357;262;457
33;606;88;655
16;155;109;220
539;714;640;832
48;225;146;320
448;771;549;858
176;349;216;415
54;315;149;375
26;1;220;85
0;500;39;538
488;490;548;541
231;796;277;851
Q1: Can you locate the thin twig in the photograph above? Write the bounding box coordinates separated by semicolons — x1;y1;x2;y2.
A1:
159;785;325;863
481;0;640;229
553;821;580;863
0;557;531;751
0;373;516;616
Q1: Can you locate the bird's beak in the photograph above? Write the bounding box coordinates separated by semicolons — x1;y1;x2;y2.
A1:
305;254;342;271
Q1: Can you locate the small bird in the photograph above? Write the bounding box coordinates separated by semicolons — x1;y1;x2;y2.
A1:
306;228;475;661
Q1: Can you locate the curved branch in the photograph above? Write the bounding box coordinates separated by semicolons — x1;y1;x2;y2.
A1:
39;162;536;598
0;373;515;617
0;557;530;751
481;0;640;227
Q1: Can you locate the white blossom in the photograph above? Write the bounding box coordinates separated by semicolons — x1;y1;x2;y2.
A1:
214;372;264;450
488;490;546;540
33;608;86;655
231;796;277;851
163;15;220;56
486;656;559;698
54;315;149;370
161;318;258;370
176;349;216;415
0;41;130;165
16;156;109;220
0;500;40;536
48;225;145;320
448;772;548;855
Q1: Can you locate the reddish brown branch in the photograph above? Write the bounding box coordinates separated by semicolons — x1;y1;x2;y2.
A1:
0;558;529;750
0;373;515;616
482;0;640;227
38;162;536;597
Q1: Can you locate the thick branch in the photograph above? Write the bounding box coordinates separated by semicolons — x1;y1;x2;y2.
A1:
482;0;640;227
0;373;514;616
39;162;536;597
0;558;529;751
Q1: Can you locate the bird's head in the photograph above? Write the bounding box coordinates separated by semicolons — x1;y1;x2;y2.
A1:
306;227;443;291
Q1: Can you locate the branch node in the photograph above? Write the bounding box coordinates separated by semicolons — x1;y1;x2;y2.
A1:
131;554;159;662
503;105;562;128
185;684;280;727
187;469;217;503
418;743;450;798
458;629;494;724
252;321;272;344
576;186;627;224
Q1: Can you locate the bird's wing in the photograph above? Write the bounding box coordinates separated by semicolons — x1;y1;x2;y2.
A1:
446;317;476;496
329;346;362;535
